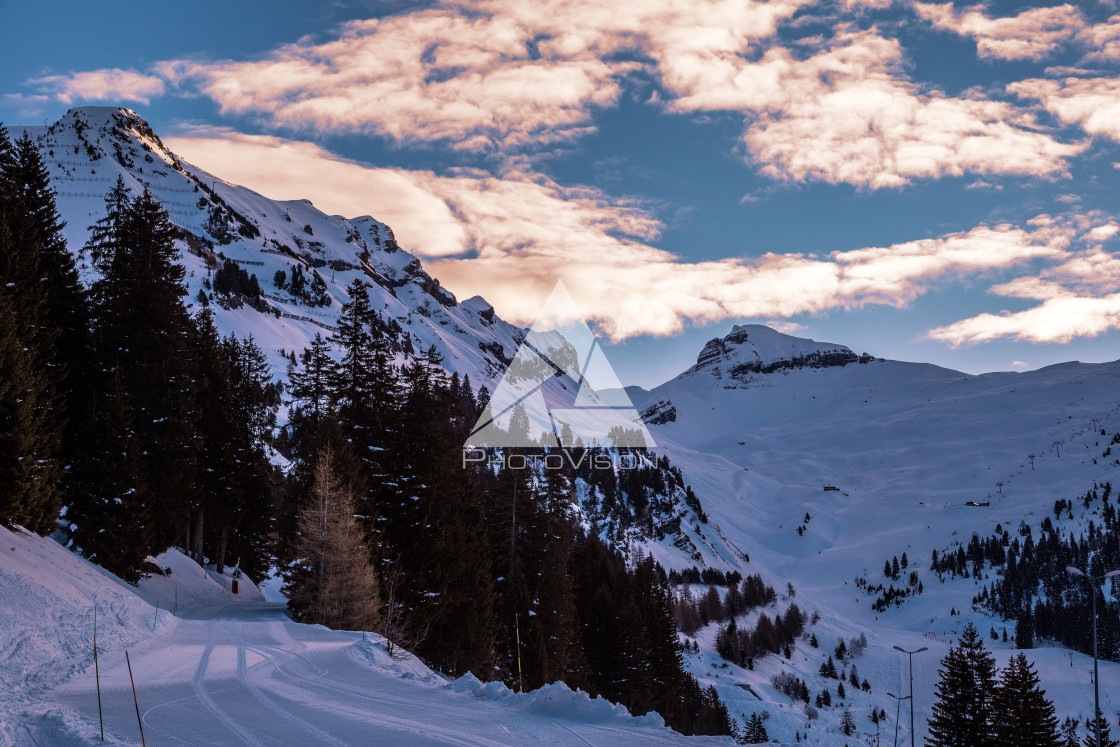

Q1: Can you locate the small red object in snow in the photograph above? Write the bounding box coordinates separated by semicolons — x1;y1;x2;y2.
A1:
232;579;239;594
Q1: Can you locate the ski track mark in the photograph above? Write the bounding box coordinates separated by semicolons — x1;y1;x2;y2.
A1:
191;625;266;746
234;621;347;746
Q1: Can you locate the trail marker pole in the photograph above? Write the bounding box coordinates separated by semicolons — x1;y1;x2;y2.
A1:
125;651;145;746
94;604;104;741
515;612;524;693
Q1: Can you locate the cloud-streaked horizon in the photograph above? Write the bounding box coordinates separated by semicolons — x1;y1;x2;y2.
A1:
11;0;1120;361
168;127;1114;342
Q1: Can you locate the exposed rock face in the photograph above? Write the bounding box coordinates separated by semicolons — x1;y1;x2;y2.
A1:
641;399;677;425
687;324;878;385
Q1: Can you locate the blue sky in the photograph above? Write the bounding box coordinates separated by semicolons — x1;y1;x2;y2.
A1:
4;0;1120;388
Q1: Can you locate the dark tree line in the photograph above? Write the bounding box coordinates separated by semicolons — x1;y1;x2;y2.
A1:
673;573;777;635
0;135;282;582
938;479;1120;662
275;280;735;736
668;566;742;586
210;257;264;310
714;603;804;668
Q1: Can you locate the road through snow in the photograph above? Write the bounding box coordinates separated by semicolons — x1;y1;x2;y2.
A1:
50;599;723;746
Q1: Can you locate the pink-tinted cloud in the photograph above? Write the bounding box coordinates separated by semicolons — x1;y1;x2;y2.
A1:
1080;15;1120;60
167;128;1086;339
1010;76;1120;141
31;1;1081;187
913;3;1084;61
155;0;812;154
928;292;1120;345
30;68;165;105
662;28;1085;187
929;215;1120;344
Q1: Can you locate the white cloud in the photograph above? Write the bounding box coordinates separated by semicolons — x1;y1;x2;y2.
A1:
1080;14;1120;60
913;3;1084;61
659;28;1086;187
168;129;1087;340
765;320;807;334
34;1;1086;188
1010;76;1120;142
30;69;166;105
928;292;1120;345
928;216;1120;345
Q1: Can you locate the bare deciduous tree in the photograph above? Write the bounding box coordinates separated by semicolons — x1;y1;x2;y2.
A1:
288;448;380;631
378;559;429;660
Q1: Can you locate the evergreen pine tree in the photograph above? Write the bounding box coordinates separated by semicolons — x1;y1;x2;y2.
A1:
9;132;89;453
991;653;1059;746
927;622;998;746
523;465;583;687
743;712;768;742
0;126;70;533
1085;715;1120;747
0;287;59;533
70;187;197;577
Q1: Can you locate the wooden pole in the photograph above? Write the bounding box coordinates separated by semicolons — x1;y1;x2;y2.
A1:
125;651;146;746
515;612;524;694
94;604;104;741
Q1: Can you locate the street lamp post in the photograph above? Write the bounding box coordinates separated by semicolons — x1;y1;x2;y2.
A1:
1067;565;1120;747
887;691;910;747
893;645;927;747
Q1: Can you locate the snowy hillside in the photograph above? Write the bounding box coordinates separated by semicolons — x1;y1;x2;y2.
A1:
0;525;729;745
633;324;1120;743
16;106;730;574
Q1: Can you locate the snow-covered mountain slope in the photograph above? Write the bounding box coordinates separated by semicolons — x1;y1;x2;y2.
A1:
19;106;737;585
0;525;728;746
633;324;1120;743
20;106;522;387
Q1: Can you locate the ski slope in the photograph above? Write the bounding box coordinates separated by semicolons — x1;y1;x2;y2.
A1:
632;326;1120;744
1;525;728;746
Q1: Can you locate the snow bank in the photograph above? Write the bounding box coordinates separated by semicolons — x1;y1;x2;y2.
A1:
349;635;443;683
448;674;667;728
134;547;262;613
0;525;263;744
0;525;161;743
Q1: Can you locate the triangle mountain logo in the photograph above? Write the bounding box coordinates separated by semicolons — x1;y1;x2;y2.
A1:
466;281;655;449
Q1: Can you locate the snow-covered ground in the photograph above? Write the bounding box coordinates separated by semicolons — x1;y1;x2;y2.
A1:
631;326;1120;744
0;525;728;746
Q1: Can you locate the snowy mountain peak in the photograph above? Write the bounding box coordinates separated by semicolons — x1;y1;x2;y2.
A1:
26;106;527;387
686;324;873;384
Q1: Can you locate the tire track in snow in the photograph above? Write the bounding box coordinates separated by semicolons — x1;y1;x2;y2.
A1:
240;634;500;747
233;622;346;746
192;625;265;746
551;718;594;746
